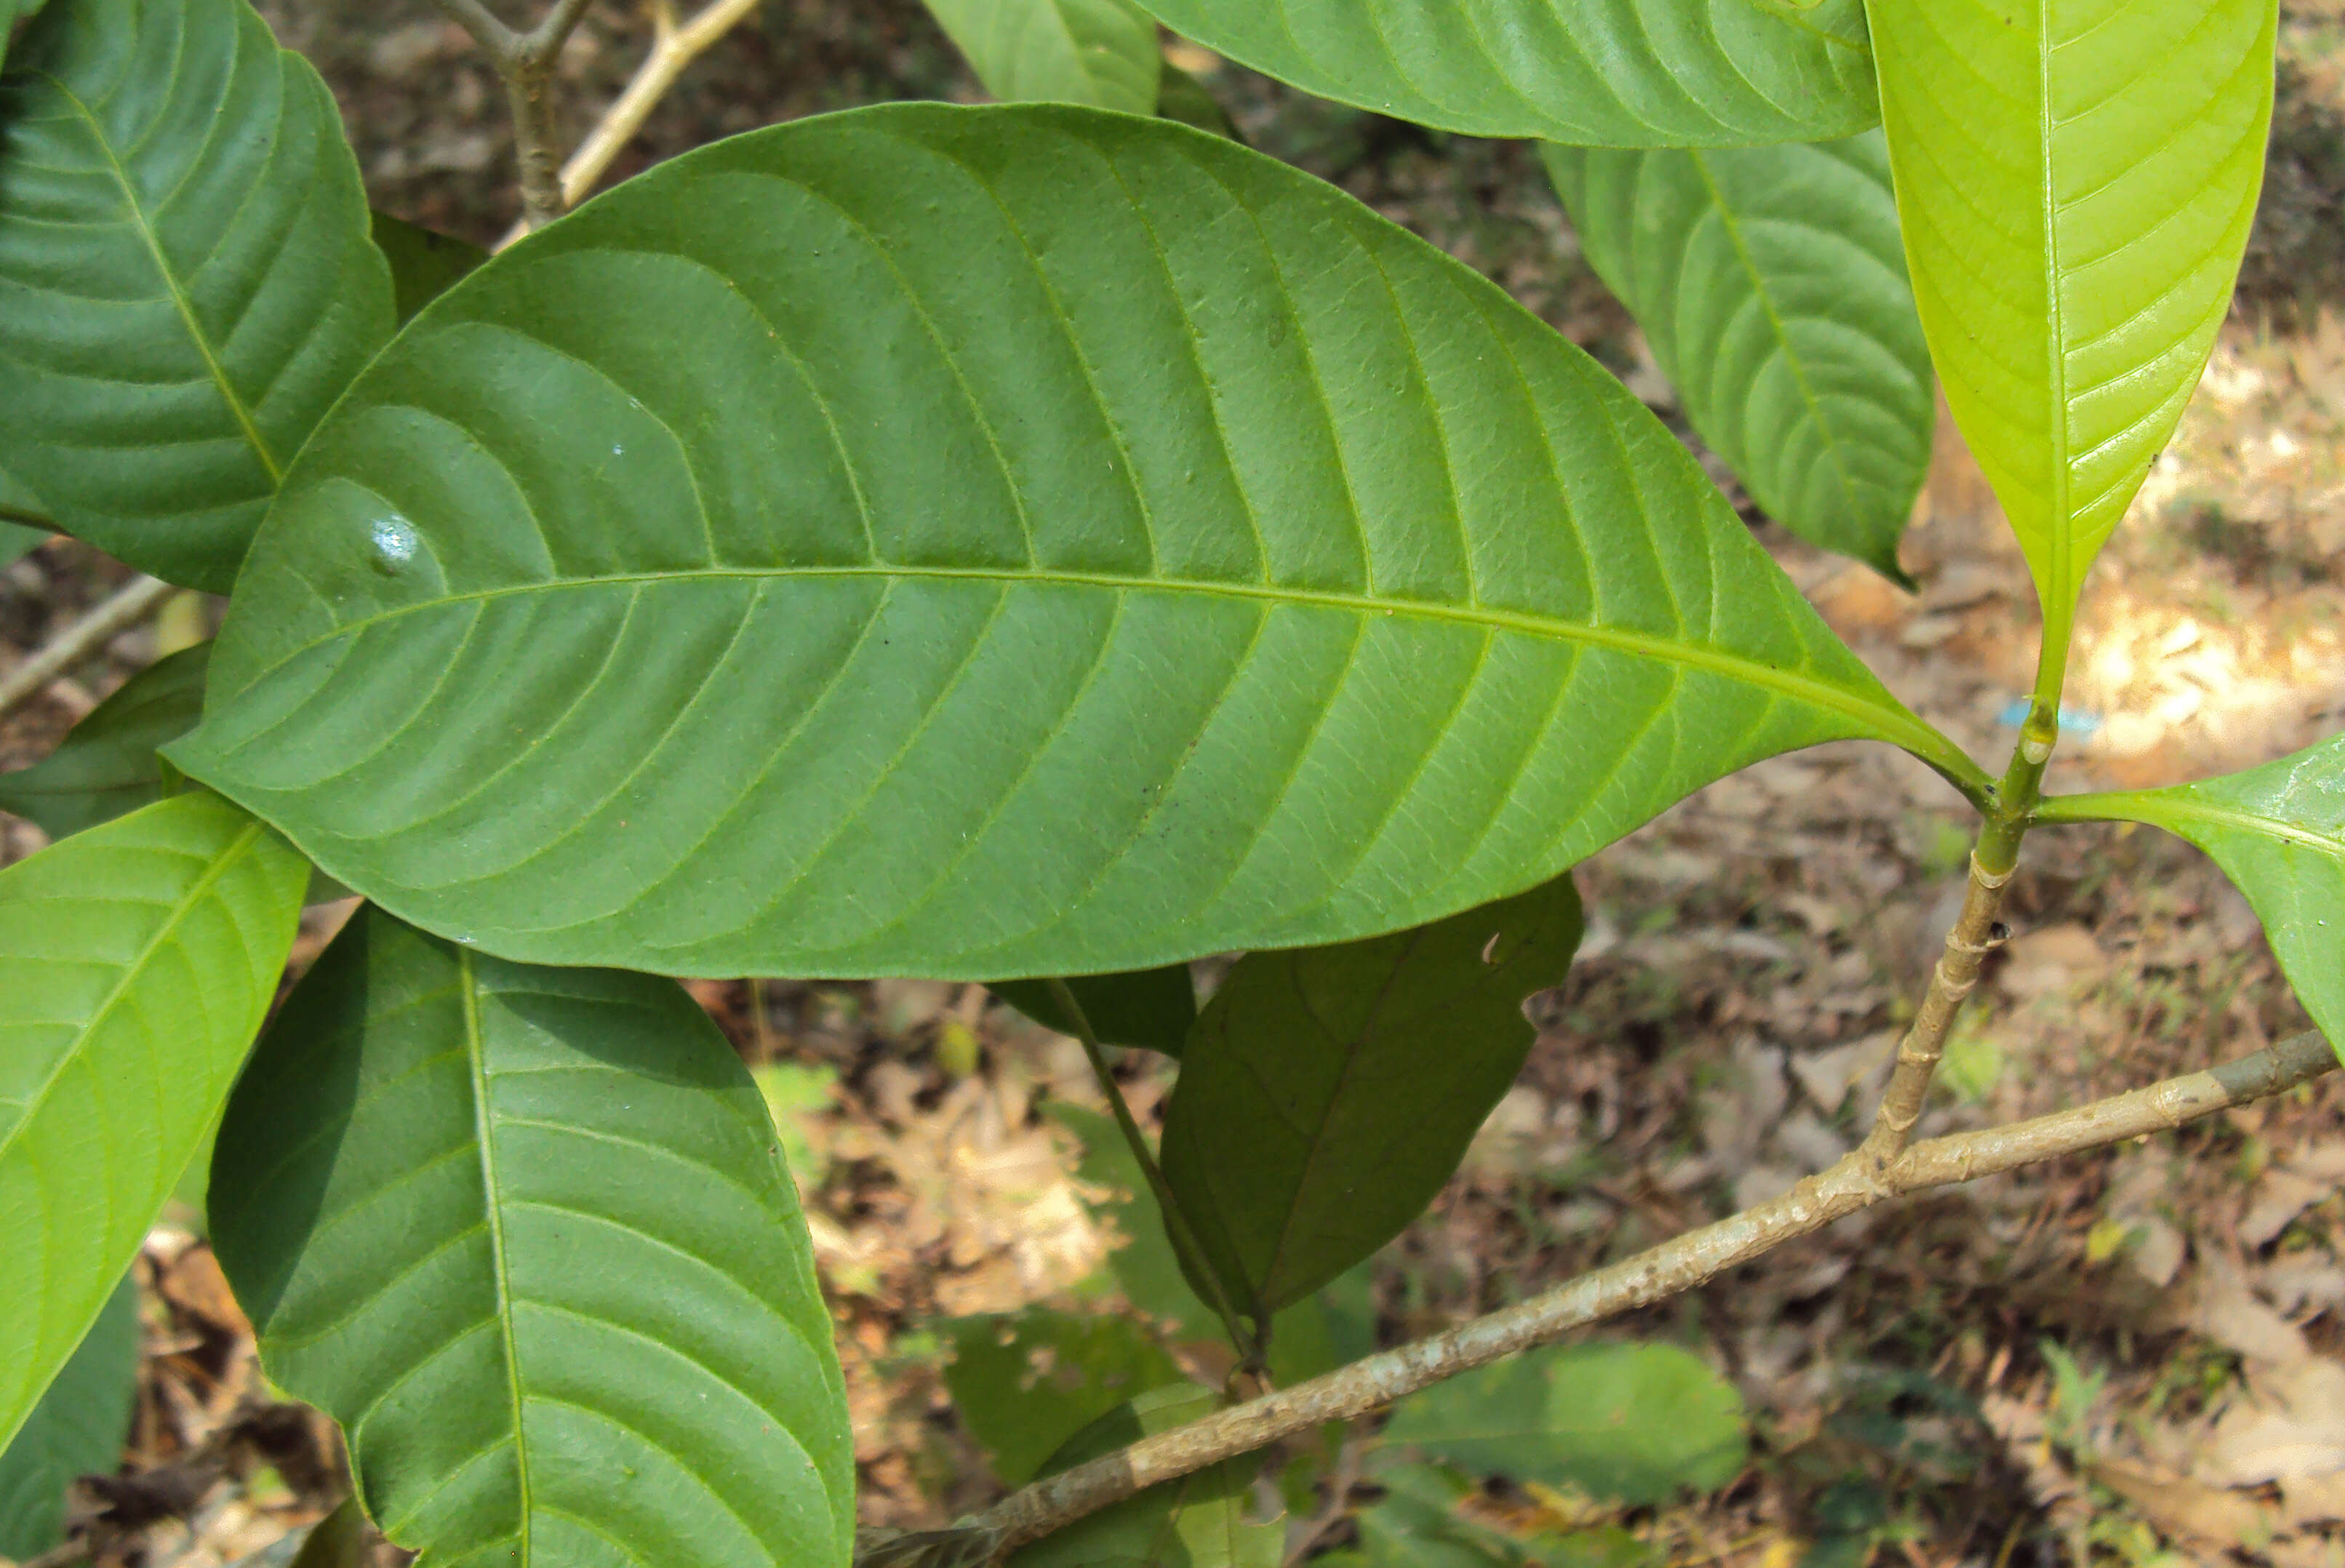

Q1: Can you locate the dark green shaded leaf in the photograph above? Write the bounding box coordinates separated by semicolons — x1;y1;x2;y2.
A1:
1123;0;1878;145
925;0;1161;113
173;104;1979;980
1162;876;1581;1316
207;905;854;1568
0;461;52;566
2042;735;2345;1060
1383;1341;1748;1505
0;644;209;840
1543;135;1930;583
1010;1384;1281;1568
285;1498;372;1568
943;1309;1183;1485
0;793;306;1451
994;968;1197;1055
0;1276;137;1559
1156;65;1237;141
0;0;394;591
370;211;487;327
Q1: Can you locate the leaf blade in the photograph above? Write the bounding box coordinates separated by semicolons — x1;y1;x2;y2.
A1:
0;1276;138;1560
1162;876;1581;1316
993;967;1197;1055
0;643;211;841
207;905;855;1568
1545;135;1932;582
172;104;1979;980
1865;0;2276;668
1124;0;1879;145
0;0;394;591
2043;737;2345;1059
0;793;307;1450
926;0;1162;113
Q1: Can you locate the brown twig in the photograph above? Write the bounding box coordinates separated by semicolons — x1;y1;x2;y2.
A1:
495;0;764;248
955;1030;2335;1560
1856;851;2013;1166
428;0;599;229
0;574;175;722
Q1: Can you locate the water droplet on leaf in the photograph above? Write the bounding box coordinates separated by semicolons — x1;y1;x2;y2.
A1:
369;516;418;575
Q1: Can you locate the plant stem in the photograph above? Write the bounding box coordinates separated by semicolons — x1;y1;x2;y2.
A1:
430;0;601;230
1044;977;1261;1367
0;503;54;532
0;574;175;721
955;1030;2335;1561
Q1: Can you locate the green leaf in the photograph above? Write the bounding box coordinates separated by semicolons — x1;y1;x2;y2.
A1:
994;968;1197;1055
1156;64;1237;142
1122;0;1878;145
0;793;306;1452
943;1308;1184;1486
0;643;209;840
0;0;395;593
0;0;46;69
172;104;1981;980
1543;135;1930;584
371;211;488;328
1010;1383;1282;1568
2041;735;2345;1060
285;1497;372;1568
1865;0;2277;676
206;905;855;1568
0;461;52;567
0;1275;137;1560
1162;875;1581;1316
1382;1340;1748;1505
926;0;1162;113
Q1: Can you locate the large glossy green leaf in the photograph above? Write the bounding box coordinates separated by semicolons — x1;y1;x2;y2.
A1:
1543;135;1930;583
943;1309;1184;1486
2042;735;2345;1060
1124;0;1878;145
0;0;394;593
207;905;855;1568
1383;1340;1747;1505
0;1275;137;1559
993;967;1197;1055
1010;1384;1280;1568
1161;876;1580;1319
0;793;305;1452
0;644;209;841
1866;0;2276;674
926;0;1162;113
172;105;1979;980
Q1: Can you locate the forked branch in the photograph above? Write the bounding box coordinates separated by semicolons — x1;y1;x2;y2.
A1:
428;0;599;228
960;1029;2335;1560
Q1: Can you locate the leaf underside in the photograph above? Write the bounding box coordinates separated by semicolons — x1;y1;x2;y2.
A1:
0;793;306;1451
1162;875;1583;1316
991;967;1197;1055
2056;735;2345;1062
174;105;1963;981
1866;0;2277;650
207;905;855;1568
0;1276;137;1560
1124;0;1880;145
0;643;211;841
372;209;489;327
943;1310;1185;1487
925;0;1162;115
1010;1384;1280;1568
0;0;393;592
1544;134;1931;582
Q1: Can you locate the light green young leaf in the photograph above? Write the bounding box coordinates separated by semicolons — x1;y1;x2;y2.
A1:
206;905;855;1568
2041;733;2345;1060
943;1309;1185;1486
926;0;1162;113
0;643;210;841
370;211;488;328
0;1276;137;1560
173;105;1981;980
0;0;395;592
993;967;1197;1055
1866;0;2277;684
1010;1384;1281;1568
1544;135;1931;583
1123;0;1878;145
1383;1340;1747;1505
1162;876;1581;1318
0;793;306;1452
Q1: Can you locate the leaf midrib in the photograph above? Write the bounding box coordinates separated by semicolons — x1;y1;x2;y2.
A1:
2047;793;2345;863
2034;4;2074;615
235;561;1985;789
458;948;535;1561
42;74;284;487
0;816;265;1178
